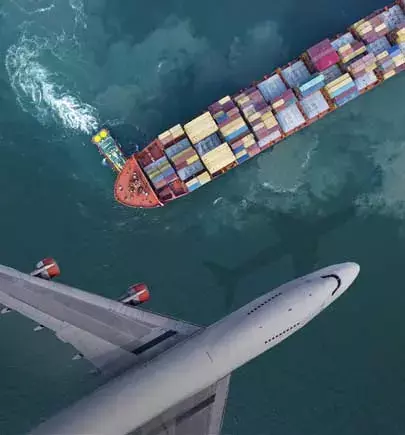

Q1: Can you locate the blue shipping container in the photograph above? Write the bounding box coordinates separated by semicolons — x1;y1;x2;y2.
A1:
330;82;356;98
237;153;251;164
225;125;249;143
195;133;222;156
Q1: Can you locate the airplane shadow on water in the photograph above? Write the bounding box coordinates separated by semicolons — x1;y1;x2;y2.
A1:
204;190;358;312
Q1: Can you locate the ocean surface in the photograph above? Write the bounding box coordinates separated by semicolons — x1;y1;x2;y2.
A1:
1;0;405;434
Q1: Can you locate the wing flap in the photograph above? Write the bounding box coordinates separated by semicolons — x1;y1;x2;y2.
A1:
132;375;231;435
0;265;201;375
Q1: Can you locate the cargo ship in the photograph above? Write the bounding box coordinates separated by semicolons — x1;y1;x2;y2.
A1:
92;0;405;208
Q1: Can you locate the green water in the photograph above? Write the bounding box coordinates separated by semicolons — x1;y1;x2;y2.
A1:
1;0;405;434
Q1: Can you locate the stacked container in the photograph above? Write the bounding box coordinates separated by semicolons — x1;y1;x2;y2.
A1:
271;89;298;112
324;73;359;107
351;15;389;43
322;64;343;84
376;44;405;79
388;23;405;53
297;74;325;98
199;143;236;176
275;105;306;134
257;74;287;103
299;91;330;120
380;4;405;30
346;53;379;91
332;33;367;64
185;172;211;192
208;96;250;144
229;134;261;164
184;112;218;145
306;39;340;72
158;124;185;148
234;87;283;150
165;137;204;182
143;156;178;190
280;61;311;87
367;36;392;55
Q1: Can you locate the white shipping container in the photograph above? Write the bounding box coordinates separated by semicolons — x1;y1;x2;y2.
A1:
367;36;391;55
300;91;329;119
331;33;355;50
257;75;287;102
276;104;306;133
381;5;405;30
281;61;311;87
354;71;378;91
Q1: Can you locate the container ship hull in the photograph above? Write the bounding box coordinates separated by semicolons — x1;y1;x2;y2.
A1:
92;1;405;209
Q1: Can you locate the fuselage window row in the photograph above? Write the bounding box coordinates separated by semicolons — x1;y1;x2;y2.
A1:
247;292;283;315
264;322;301;345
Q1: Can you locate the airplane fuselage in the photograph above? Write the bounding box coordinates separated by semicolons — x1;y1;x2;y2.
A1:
31;263;359;435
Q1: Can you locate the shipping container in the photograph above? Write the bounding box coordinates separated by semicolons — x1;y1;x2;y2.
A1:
184;112;218;145
158;124;185;148
194;133;222;156
322;64;343;84
177;160;205;181
165;137;192;159
257;74;287;102
299;91;330;119
367;36;392;55
381;4;405;30
276;104;306;133
281;61;311;87
201;143;236;175
354;71;379;91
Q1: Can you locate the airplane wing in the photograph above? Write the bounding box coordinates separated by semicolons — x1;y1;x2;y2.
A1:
133;375;231;435
0;264;201;376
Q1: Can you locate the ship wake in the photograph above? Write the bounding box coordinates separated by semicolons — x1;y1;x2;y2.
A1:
5;30;98;135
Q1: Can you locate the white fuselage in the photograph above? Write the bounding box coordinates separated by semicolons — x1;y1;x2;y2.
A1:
31;263;359;435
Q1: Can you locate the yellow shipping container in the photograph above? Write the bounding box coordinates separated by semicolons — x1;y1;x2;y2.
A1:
248;112;261;123
186;154;200;165
170;124;184;137
236;150;247;159
236;96;250;106
338;43;352;54
325;73;351;90
326;77;353;94
220;118;245;134
394;58;405;67
218;96;232;105
397;35;405;43
264;118;278;129
384;70;396;79
243;134;256;147
201;143;236;175
374;23;387;33
158;130;171;140
376;51;389;60
186;178;198;188
352;19;365;28
261;111;276;121
272;99;285;109
184;112;218;145
197;172;211;185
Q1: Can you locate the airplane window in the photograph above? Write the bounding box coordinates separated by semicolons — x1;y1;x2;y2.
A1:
321;274;342;296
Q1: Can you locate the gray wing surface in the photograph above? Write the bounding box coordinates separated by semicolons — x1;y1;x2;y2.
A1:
0;265;201;375
132;375;231;435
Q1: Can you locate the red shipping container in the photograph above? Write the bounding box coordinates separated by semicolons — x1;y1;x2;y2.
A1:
315;51;340;71
308;39;333;62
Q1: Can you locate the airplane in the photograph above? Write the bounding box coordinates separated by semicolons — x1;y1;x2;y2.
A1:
0;258;360;435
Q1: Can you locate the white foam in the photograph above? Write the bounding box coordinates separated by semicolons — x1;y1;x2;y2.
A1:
6;32;99;134
10;0;55;15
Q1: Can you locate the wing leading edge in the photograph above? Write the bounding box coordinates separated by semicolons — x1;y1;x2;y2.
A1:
0;264;201;375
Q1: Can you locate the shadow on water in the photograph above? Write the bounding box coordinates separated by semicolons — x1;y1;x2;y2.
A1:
203;179;368;311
